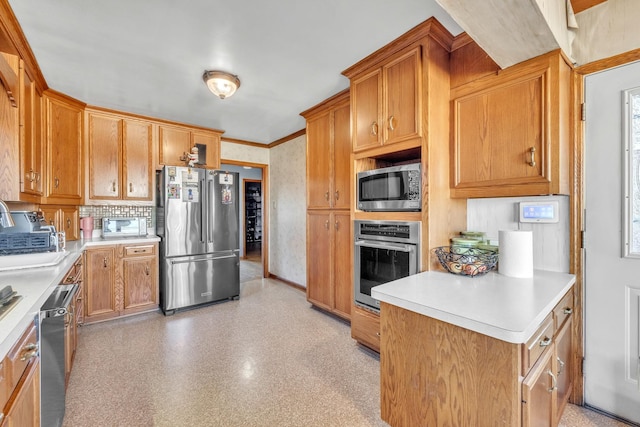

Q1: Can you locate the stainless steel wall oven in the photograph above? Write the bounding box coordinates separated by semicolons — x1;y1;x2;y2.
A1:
354;220;420;312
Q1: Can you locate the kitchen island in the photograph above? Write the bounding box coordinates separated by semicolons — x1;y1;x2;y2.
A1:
372;270;576;427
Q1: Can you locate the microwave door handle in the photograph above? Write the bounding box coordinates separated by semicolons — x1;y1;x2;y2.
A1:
355;240;414;253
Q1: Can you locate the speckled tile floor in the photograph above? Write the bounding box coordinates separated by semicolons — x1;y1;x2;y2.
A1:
62;260;633;427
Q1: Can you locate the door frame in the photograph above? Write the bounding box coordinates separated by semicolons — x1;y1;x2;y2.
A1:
222;159;269;279
573;47;640;408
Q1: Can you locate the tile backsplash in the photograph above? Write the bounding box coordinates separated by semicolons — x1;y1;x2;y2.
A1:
79;205;154;231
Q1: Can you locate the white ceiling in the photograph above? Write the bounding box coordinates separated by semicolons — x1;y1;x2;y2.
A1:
8;0;463;144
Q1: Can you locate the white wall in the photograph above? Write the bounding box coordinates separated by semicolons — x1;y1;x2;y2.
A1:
268;135;307;286
467;195;570;273
221;138;307;286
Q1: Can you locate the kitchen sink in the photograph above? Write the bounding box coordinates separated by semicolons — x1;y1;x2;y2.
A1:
0;251;71;272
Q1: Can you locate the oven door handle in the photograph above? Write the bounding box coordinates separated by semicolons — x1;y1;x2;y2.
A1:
355;240;415;253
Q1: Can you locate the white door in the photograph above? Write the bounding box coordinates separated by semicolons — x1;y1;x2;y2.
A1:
585;61;640;424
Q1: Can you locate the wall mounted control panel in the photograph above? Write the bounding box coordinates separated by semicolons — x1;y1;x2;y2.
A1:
519;201;559;223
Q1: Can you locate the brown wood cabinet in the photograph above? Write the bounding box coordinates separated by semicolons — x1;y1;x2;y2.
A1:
0;52;20;202
302;90;350;210
60;255;83;388
43;90;84;204
306;211;351;320
379;287;574;427
158;123;221;169
349;46;421;152
19;60;43;201
86;109;153;201
450;50;571;198
38;205;79;241
84;242;159;323
351;305;380;352
302;90;352;321
119;243;158;316
1;320;40;427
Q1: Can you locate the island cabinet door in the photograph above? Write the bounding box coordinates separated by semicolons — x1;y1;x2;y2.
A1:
522;347;555;427
84;247;117;321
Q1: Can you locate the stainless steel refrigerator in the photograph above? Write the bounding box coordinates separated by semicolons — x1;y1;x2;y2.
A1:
156;166;240;314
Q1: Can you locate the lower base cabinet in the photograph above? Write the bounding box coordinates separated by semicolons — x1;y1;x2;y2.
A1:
1;320;40;427
84;242;158;323
351;306;380;352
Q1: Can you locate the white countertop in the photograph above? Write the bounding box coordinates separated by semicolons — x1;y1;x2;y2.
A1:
0;235;160;360
371;269;576;344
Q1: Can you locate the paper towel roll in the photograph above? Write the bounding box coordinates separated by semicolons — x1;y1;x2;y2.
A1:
498;230;533;278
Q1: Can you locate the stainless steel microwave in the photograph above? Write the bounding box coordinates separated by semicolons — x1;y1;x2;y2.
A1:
357;163;421;211
101;217;148;238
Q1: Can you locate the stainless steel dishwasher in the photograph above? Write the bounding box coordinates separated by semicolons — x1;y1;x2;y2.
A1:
40;283;78;427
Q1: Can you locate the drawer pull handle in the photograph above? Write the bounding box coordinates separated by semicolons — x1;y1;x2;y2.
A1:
325;220;329;230
129;183;133;193
145;266;150;276
112;181;117;192
54;177;60;188
376;332;380;337
20;349;38;361
103;258;108;268
134;249;144;253
23;343;37;351
528;147;536;167
539;336;552;347
563;307;573;315
388;115;396;131
547;370;557;392
335;190;339;201
324;191;330;201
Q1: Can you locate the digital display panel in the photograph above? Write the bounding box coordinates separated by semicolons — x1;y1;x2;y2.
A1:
519;201;559;223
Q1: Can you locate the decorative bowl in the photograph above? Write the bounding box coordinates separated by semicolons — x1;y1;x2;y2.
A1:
434;246;498;277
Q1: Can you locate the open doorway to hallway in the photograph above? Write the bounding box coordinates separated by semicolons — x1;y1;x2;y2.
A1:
220;161;268;280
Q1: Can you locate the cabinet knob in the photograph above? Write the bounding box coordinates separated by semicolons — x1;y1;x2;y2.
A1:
563;307;573;315
388;115;396;131
370;121;378;136
528;147;536;167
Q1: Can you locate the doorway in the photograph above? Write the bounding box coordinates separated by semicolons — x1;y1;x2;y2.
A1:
244;179;262;260
584;61;640;424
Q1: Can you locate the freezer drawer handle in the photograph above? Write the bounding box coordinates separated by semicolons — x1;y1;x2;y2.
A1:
170;254;236;265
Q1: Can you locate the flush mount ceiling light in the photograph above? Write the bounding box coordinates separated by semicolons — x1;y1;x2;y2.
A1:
203;70;240;99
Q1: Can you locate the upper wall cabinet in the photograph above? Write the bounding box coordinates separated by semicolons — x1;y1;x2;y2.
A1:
450;50;571;198
158;123;221;169
19;60;44;201
43;90;84;204
0;52;20;201
348;46;422;153
86;108;153;201
301;90;351;210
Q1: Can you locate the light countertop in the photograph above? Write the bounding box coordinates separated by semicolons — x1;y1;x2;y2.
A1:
371;269;576;344
0;235;160;360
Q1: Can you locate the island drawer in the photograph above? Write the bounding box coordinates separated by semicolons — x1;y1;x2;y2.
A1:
6;322;37;393
521;313;553;375
553;288;574;333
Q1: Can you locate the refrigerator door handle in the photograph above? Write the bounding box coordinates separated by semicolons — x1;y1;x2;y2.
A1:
170;254;237;265
200;178;206;244
208;178;213;244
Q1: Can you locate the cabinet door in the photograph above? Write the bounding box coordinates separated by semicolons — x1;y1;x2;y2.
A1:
306;112;332;209
0;53;20;201
332;102;351;210
39;206;59;228
522;348;555;427
4;358;40;427
88;112;121;199
191;131;220;169
383;47;421;145
306;211;332;309
351;69;382;152
85;247;117;321
20;64;43;197
122;256;158;312
332;211;351;318
59;206;79;241
158;125;190;166
554;316;573;424
45;93;83;202
122;119;153;200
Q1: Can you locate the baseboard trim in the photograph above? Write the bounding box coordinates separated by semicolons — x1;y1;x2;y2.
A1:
268;273;305;292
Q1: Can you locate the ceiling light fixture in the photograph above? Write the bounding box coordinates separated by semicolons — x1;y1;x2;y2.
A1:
203;70;241;99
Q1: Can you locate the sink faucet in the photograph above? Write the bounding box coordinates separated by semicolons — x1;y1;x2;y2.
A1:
0;199;15;228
